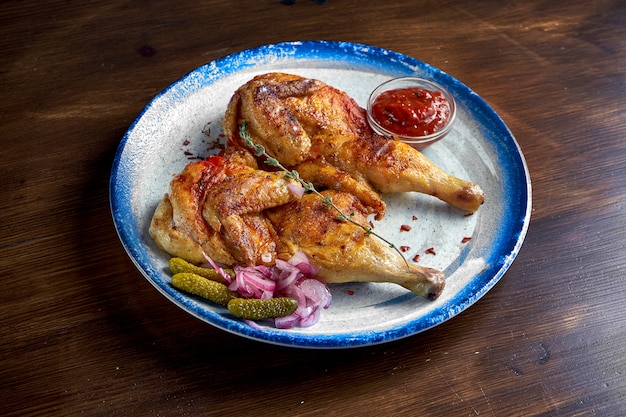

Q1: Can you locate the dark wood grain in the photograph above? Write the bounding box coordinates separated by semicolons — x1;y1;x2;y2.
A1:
2;0;626;415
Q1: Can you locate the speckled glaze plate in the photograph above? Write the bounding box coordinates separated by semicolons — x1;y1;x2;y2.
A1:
110;41;531;348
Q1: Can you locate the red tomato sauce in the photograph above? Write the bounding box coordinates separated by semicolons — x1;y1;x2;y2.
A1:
371;87;451;137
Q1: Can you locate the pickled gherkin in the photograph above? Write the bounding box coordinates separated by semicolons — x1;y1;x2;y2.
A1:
171;272;237;306
227;297;298;320
169;257;233;285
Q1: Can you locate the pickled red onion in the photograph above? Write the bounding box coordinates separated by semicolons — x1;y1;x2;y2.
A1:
288;251;319;275
235;252;331;328
201;251;232;284
287;183;305;199
230;265;276;299
201;251;331;328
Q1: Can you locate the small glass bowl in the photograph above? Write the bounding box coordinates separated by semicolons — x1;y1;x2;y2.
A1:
366;76;456;150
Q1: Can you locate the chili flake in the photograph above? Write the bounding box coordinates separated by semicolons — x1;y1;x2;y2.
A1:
400;224;412;232
400;245;411;252
462;237;472;243
425;247;436;255
412;254;421;263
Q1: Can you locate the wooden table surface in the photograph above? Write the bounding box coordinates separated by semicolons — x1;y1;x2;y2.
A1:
3;0;626;415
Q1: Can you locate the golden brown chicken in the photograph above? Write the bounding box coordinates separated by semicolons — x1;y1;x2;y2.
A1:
151;154;296;267
149;153;445;300
149;73;488;302
266;190;444;300
224;72;484;215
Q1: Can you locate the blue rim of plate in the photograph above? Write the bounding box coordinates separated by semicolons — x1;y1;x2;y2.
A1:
110;40;531;349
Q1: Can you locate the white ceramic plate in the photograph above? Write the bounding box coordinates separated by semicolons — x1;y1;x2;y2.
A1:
110;41;531;348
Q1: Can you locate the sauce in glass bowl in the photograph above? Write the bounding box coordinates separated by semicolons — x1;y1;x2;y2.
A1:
370;87;451;137
367;77;456;150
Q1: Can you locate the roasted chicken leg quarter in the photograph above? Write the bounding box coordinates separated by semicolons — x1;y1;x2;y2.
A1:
224;72;485;215
149;153;445;300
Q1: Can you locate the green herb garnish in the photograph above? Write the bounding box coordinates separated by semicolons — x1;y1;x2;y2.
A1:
239;122;409;270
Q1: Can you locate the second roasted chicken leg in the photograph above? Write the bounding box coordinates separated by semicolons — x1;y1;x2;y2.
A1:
150;153;445;299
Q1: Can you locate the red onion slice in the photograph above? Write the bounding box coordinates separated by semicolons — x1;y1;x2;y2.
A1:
287;183;305;199
201;251;232;284
274;315;300;329
230;251;332;328
273;259;301;290
231;265;276;299
299;278;332;309
299;308;321;328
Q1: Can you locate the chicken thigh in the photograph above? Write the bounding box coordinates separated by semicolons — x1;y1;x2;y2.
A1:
151;154;297;267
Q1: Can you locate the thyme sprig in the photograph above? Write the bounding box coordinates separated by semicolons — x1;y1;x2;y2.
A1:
239;122;409;269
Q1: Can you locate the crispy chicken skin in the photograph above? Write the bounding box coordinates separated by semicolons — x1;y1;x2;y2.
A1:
149;154;445;299
151;155;298;267
224;72;369;167
266;191;444;300
224;72;484;214
330;135;485;213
